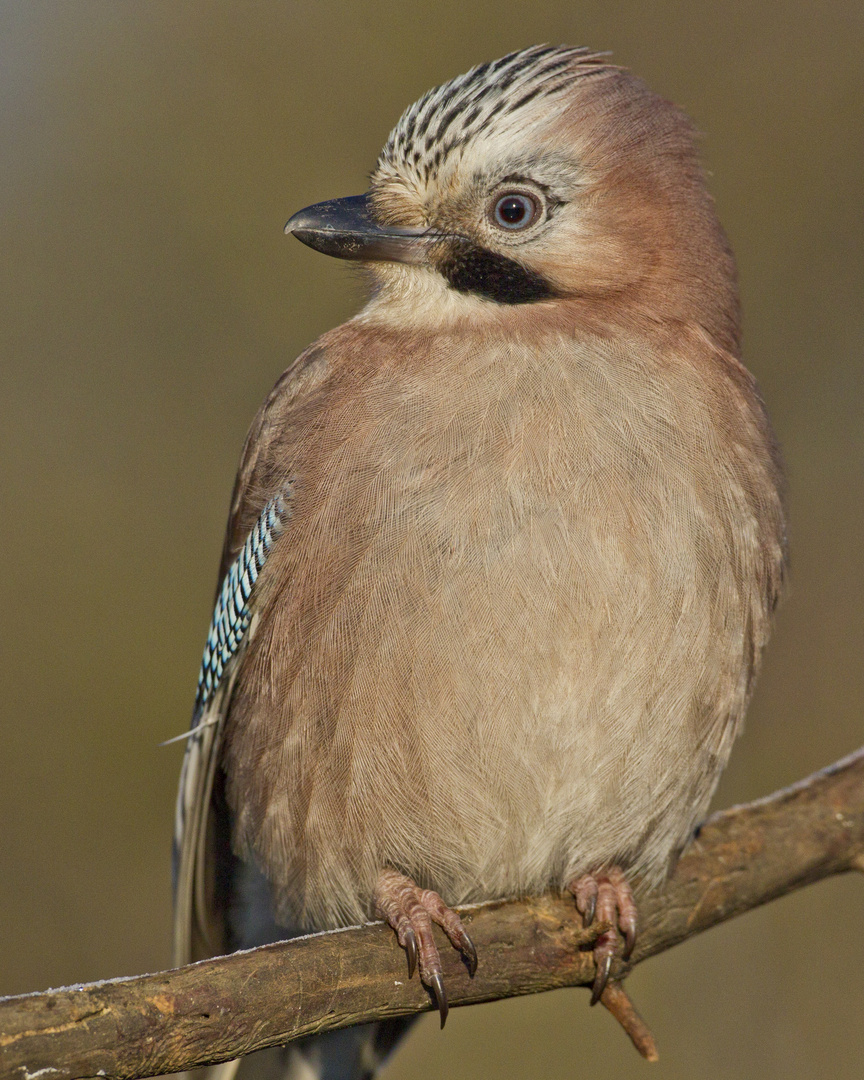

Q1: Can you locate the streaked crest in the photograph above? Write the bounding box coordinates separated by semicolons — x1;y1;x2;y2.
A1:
376;45;610;183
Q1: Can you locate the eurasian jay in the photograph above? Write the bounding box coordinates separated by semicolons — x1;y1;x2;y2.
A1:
173;45;786;1079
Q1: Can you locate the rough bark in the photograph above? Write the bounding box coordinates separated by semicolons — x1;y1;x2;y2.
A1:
2;748;863;1080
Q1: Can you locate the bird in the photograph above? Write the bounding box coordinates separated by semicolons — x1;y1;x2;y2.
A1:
172;44;787;1080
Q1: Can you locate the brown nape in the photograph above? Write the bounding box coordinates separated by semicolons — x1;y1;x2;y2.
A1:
544;68;741;354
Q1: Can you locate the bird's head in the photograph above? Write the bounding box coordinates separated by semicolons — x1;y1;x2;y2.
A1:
286;46;739;349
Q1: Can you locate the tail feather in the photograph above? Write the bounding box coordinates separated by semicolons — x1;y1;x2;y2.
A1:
191;1019;416;1080
227;1021;416;1080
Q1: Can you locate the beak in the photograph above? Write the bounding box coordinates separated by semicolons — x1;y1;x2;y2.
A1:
285;194;444;265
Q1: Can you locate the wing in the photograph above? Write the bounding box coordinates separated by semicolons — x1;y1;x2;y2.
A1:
172;489;291;965
172;342;329;968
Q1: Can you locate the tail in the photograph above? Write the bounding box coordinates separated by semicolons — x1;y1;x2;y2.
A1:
200;1019;415;1080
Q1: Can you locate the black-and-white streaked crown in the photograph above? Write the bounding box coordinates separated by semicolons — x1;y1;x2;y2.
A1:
376;45;610;182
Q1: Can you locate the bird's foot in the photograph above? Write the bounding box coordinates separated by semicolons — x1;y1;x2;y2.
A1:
373;869;477;1028
567;867;656;1058
567;866;637;1004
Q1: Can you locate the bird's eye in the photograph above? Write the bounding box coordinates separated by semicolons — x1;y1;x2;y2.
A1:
491;192;540;231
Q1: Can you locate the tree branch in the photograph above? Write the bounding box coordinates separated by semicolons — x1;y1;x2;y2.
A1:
2;747;863;1080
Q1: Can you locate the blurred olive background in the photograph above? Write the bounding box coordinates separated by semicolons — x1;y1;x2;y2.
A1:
1;2;862;1077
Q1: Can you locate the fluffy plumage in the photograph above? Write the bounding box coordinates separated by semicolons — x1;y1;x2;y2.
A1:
173;45;786;1079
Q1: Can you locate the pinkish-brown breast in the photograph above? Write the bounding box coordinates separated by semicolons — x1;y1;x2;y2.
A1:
221;315;785;931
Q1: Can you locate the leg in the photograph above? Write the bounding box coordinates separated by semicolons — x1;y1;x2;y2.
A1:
373;869;477;1027
567;865;637;1003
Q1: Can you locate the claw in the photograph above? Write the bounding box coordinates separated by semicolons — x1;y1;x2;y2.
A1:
461;931;478;976
591;949;613;1005
582;892;597;927
429;971;448;1028
622;924;636;961
404;926;418;978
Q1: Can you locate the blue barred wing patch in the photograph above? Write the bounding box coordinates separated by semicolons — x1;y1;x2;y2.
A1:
195;486;292;711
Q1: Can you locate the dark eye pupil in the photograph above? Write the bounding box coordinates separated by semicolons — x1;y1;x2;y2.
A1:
493;193;535;229
499;197;527;223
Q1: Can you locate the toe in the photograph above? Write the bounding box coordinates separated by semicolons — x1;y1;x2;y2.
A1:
607;868;638;959
419;886;478;974
568;874;599;927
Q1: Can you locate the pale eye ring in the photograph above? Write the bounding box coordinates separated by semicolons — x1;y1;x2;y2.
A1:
491;192;540;231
